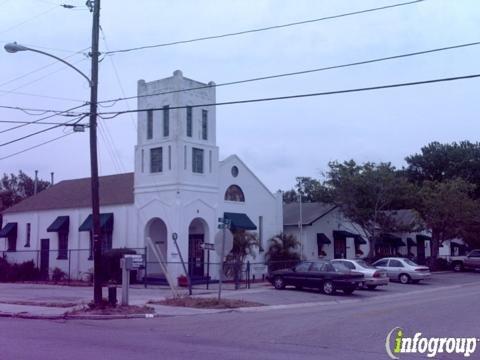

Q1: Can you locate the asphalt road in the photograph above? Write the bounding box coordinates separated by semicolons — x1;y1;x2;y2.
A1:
1;276;479;360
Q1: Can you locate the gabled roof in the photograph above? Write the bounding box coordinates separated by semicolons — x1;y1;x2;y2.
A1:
3;173;134;214
220;154;277;199
382;209;424;230
283;202;336;226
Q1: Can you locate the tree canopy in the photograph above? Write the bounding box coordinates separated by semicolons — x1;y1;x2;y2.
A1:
0;171;50;213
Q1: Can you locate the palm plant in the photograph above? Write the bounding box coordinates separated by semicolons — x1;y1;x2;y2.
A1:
223;230;258;282
264;233;301;272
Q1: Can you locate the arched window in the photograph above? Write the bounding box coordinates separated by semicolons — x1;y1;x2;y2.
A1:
224;185;245;202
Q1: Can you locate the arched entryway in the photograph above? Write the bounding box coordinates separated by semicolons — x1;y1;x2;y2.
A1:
145;218;168;274
188;218;208;278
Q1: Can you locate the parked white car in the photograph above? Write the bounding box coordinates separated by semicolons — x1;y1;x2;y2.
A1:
372;257;431;284
331;259;389;290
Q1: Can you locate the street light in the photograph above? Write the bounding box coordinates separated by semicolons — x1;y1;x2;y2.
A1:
4;42;91;86
4;4;103;305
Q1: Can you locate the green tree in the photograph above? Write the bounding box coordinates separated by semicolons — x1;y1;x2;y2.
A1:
406;141;480;198
416;179;479;260
224;230;259;283
283;177;333;203
325;160;416;257
0;171;50;223
265;233;301;272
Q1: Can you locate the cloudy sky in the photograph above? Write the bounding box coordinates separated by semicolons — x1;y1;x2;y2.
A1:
0;0;479;192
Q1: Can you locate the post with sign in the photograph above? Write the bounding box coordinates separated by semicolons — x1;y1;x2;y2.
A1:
120;254;143;306
217;217;232;301
201;242;215;289
120;256;132;306
172;233;192;296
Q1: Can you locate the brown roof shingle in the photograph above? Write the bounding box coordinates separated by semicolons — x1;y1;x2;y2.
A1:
3;173;134;214
283;202;336;226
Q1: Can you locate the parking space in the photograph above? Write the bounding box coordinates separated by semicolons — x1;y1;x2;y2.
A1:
218;271;480;305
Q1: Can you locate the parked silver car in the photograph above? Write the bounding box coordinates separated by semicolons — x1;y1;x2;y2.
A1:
331;259;389;290
372;257;431;284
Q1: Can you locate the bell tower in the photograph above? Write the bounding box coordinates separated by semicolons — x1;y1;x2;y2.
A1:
134;70;219;194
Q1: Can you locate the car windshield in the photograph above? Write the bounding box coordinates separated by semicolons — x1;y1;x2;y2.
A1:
403;259;418;266
331;262;350;272
355;260;376;269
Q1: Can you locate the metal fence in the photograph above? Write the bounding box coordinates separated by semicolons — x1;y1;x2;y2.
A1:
0;248;299;290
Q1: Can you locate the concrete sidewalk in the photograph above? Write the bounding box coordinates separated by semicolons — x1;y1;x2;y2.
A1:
0;282;270;319
0;272;477;319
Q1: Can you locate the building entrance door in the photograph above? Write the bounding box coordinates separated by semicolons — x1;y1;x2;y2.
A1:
188;234;204;277
40;238;50;280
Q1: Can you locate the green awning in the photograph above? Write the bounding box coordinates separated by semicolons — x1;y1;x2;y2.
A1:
47;216;69;233
317;233;331;245
224;212;257;231
79;213;114;232
354;235;367;245
333;230;357;239
0;222;17;238
407;238;416;247
378;233;405;247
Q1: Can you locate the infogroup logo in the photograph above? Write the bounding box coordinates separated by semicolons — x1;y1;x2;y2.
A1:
385;327;479;359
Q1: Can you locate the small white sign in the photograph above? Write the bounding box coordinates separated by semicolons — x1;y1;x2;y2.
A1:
124;254;144;269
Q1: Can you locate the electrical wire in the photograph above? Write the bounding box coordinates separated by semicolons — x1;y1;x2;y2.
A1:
0;104;83;115
0;131;77;161
97;73;480;119
0;89;85;103
97;40;480;105
105;0;425;55
0;5;59;36
0;119;80;126
0;113;87;147
0;102;88;134
0;49;89;89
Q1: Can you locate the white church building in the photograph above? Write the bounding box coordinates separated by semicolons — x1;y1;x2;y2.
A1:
0;70;283;282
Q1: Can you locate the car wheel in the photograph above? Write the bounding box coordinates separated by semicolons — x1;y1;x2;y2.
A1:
273;276;285;290
452;262;464;272
367;285;377;290
322;281;336;295
343;288;355;295
399;273;411;284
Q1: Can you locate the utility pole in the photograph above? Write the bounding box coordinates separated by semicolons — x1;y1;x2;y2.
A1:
88;0;103;305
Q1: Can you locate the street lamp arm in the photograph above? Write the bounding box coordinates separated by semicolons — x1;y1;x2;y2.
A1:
4;42;92;86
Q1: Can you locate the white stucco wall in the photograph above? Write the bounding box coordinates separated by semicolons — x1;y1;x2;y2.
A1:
1;204;136;279
284;207;370;261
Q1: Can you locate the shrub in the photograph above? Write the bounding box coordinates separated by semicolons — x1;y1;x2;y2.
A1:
52;267;67;282
15;260;40;281
426;257;450;271
0;258;40;282
265;233;301;273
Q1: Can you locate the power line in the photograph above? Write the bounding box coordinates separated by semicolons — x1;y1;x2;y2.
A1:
0;119;86;126
0;57;90;102
0;49;88;89
97;73;480;119
0;89;85;103
0;131;76;161
0;114;86;147
97;40;480;105
0;104;83;116
105;0;425;55
0;5;59;36
0;103;88;134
